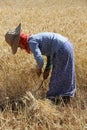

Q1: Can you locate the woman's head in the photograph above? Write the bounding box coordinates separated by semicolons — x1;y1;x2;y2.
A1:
5;23;21;54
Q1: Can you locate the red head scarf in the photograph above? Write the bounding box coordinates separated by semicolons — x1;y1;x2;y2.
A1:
19;32;31;53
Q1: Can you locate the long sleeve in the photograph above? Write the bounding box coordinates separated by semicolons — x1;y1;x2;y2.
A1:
29;40;44;68
45;56;52;70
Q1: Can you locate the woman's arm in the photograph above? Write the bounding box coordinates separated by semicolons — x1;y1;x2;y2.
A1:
29;40;44;69
43;56;52;79
45;56;52;70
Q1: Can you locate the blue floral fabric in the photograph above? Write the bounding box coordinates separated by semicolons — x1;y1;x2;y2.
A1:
46;41;76;97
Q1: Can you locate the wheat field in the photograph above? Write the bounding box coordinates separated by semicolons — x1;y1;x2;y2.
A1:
0;0;87;130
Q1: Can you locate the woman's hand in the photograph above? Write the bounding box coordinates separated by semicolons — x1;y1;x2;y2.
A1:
43;69;50;79
36;67;42;77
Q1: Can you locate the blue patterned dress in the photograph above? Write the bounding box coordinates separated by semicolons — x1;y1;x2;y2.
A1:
28;32;76;97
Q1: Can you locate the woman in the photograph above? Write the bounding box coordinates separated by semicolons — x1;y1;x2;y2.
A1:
5;23;76;104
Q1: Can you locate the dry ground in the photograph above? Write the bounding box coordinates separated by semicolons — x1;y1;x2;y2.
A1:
0;0;87;130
